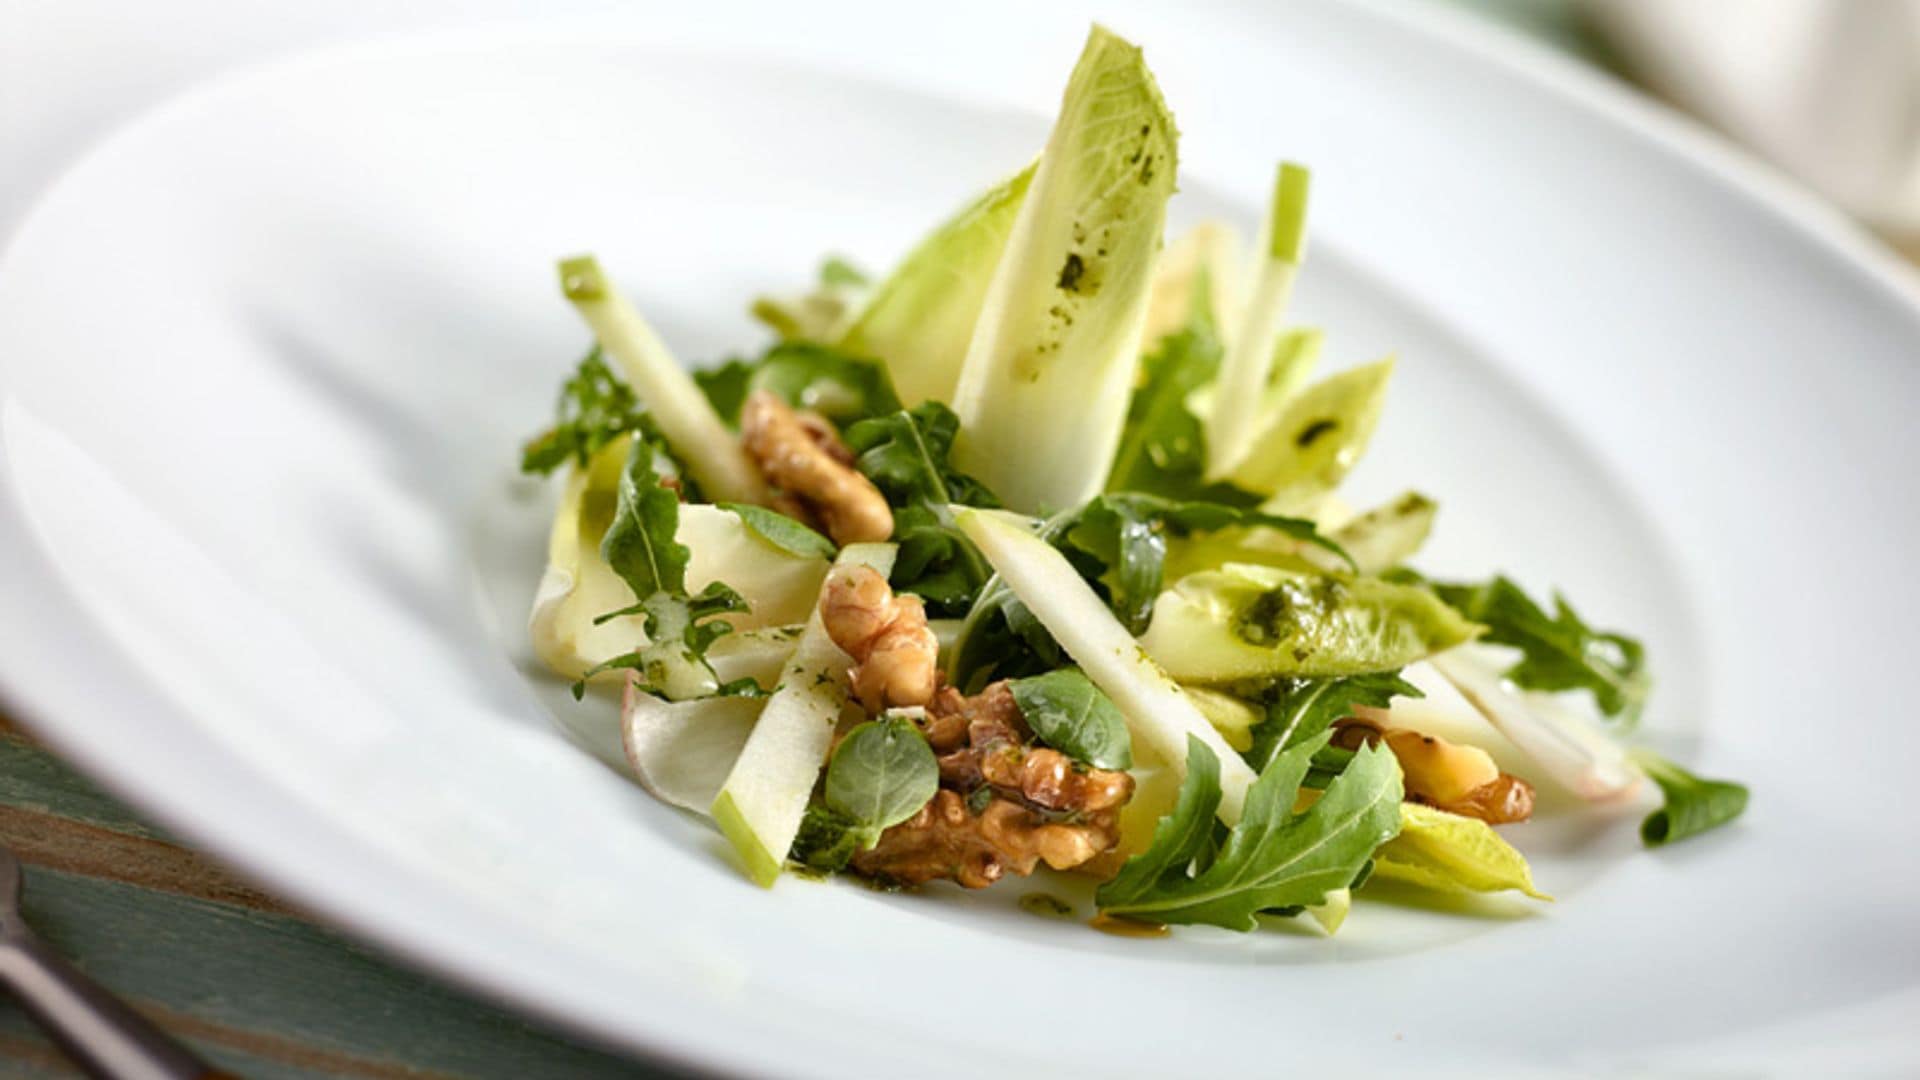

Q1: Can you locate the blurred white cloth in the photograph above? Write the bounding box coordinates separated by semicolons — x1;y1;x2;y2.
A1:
1588;0;1920;235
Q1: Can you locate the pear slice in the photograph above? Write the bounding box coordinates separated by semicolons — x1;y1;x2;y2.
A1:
710;543;897;886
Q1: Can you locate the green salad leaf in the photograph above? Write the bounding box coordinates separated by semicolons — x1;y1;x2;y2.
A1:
1104;275;1259;505
841;164;1036;407
521;347;656;477
1058;493;1351;634
1631;750;1748;847
718;503;836;560
1329;492;1436;575
847;402;1001;511
696;342;902;427
1432;575;1649;726
577;437;754;700
1242;671;1420;773
1096;734;1403;930
1007;668;1133;769
823;717;941;850
1225;356;1396;511
847;402;1002;615
949;25;1180;512
1371;803;1550;899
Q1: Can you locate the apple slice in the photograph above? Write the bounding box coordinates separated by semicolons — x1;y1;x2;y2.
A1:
710;543;897;886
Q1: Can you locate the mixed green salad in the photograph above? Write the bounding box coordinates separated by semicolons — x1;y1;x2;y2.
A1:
521;26;1746;934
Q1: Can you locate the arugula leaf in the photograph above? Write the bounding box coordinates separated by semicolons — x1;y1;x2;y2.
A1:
889;506;993;614
1431;576;1650;727
846;402;1003;615
1631;750;1748;847
1370;803;1550;899
1105;290;1261;505
1007;668;1133;769
577;438;751;700
824;717;940;849
693;342;900;427
521;347;656;476
847;402;1001;511
1242;671;1420;773
1057;493;1352;634
719;503;836;559
693;358;756;427
1096;733;1403;930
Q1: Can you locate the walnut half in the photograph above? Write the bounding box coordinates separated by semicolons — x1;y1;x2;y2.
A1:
820;564;938;711
739;390;893;545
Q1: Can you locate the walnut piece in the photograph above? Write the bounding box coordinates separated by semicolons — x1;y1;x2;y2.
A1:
850;790;1125;889
739;390;893;545
820;565;938;711
850;681;1136;889
1334;718;1536;825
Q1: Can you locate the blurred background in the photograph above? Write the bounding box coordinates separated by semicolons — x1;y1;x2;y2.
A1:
0;0;1913;1076
5;0;1917;256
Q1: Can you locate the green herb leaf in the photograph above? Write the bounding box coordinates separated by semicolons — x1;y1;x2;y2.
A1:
1007;668;1133;769
1105;294;1261;505
1242;672;1420;773
1631;750;1748;847
889;506;994;615
824;717;941;849
600;438;692;599
693;358;757;427
789;803;862;872
1432;576;1650;726
847;402;1001;511
1096;733;1404;930
694;342;901;427
521;347;656;475
846;402;1003;615
1058;493;1352;634
718;503;836;559
585;438;748;700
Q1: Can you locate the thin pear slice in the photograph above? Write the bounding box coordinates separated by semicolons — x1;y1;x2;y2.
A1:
710;543;898;886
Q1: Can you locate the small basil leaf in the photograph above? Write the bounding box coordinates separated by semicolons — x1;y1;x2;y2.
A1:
1007;668;1133;769
824;717;939;848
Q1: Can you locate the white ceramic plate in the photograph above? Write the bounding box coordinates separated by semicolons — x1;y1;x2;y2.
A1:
2;2;1917;1075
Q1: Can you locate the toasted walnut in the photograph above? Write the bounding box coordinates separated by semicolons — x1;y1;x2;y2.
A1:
850;790;1125;889
850;681;1136;889
820;565;938;711
1334;719;1536;825
739;390;892;545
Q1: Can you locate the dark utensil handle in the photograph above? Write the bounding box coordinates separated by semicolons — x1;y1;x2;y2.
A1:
0;934;223;1079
